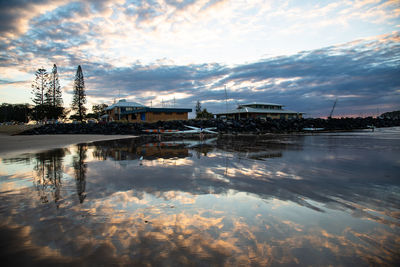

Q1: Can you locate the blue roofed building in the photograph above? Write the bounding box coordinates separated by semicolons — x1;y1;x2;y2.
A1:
104;99;192;122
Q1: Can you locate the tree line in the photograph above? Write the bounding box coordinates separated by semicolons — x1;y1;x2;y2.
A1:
2;65;214;124
0;103;31;123
195;100;213;119
0;64;93;123
31;64;87;122
31;64;64;121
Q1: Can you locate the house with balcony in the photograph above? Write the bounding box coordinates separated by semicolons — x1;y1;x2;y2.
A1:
214;102;303;120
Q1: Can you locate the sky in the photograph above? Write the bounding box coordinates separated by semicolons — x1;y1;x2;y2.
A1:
0;0;399;118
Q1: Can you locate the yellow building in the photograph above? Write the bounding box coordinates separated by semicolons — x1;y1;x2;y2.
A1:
214;102;303;120
104;99;192;123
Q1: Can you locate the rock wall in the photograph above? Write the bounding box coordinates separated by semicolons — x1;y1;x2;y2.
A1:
19;117;400;135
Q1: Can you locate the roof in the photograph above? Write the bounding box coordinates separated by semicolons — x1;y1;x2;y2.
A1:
105;99;146;110
121;107;192;115
214;107;303;115
240;102;283;107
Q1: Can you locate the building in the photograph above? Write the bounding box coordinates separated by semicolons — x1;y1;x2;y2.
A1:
214;102;303;120
104;99;192;122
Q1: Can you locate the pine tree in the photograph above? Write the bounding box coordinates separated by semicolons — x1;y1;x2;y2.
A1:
31;68;49;120
32;68;49;106
195;100;202;116
47;64;64;119
48;64;63;107
71;65;86;121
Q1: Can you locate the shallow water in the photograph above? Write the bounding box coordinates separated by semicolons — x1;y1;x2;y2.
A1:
1;128;399;266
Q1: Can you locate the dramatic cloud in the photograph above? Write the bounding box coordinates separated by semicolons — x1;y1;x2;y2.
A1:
0;0;399;116
80;33;400;117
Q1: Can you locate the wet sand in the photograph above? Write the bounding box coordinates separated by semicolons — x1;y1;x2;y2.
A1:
0;134;137;156
0;128;399;265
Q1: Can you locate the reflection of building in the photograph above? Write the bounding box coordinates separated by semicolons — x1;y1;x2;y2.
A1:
214;102;303;120
93;142;189;161
104;99;192;122
138;143;189;159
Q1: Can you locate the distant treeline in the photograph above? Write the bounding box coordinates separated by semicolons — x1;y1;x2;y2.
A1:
381;110;400;119
4;64;110;123
0;103;32;123
15;64;88;122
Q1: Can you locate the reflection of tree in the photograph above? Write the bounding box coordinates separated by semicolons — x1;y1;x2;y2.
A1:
33;149;66;207
73;144;87;203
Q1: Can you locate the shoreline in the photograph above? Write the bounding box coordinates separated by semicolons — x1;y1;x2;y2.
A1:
0;134;137;157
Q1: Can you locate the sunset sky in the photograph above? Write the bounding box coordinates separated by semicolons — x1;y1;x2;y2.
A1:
0;0;399;117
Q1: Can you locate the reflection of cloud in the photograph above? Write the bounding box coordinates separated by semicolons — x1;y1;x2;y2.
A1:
0;180;25;192
0;133;399;265
2;185;398;265
143;158;194;167
157;191;197;204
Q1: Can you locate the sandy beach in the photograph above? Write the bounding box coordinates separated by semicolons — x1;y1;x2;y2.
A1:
0;134;137;157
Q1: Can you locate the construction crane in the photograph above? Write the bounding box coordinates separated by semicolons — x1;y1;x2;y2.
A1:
328;99;337;119
224;85;228;113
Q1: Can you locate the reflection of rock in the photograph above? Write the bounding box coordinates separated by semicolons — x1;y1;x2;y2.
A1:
91;138;190;161
137;145;189;160
216;135;303;154
89;135;294;163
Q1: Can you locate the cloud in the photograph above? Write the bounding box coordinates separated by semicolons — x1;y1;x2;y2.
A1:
77;32;399;117
1;31;399;117
0;1;399;116
0;0;69;39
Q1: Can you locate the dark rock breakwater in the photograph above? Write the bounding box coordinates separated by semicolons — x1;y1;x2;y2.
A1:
19;117;400;135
